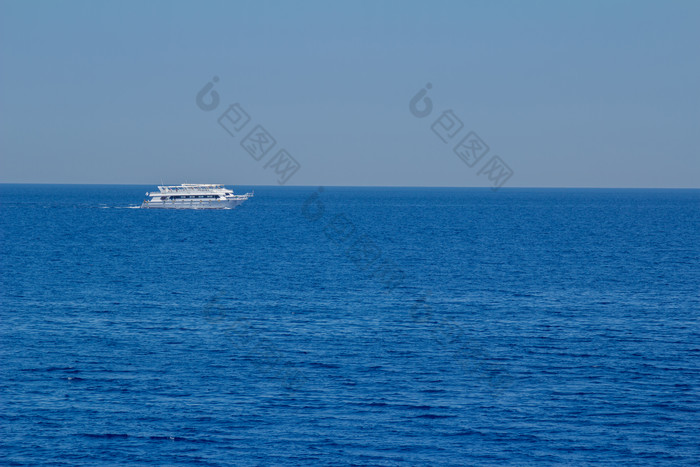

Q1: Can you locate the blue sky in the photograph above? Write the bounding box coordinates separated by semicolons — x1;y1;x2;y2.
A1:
1;0;698;187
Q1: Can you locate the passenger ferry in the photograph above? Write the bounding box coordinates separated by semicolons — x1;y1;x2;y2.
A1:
140;184;253;209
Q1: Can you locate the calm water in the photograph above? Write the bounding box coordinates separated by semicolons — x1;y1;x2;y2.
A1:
1;185;699;466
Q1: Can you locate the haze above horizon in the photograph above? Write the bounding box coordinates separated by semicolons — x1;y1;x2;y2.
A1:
1;0;698;188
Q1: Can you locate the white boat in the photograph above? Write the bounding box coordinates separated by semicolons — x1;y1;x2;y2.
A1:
140;184;253;209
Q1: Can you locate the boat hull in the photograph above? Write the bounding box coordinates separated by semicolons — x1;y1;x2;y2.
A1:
140;198;249;209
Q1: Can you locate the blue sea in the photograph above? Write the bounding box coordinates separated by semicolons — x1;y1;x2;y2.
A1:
1;184;699;466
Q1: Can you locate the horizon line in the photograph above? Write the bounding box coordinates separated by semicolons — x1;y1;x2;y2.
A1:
1;182;699;190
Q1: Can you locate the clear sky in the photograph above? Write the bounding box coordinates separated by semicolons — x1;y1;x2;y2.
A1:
1;0;698;187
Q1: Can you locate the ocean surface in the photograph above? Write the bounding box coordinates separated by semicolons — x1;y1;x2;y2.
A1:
1;184;699;466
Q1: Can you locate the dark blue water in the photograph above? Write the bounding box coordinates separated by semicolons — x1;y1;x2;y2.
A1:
1;185;699;465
